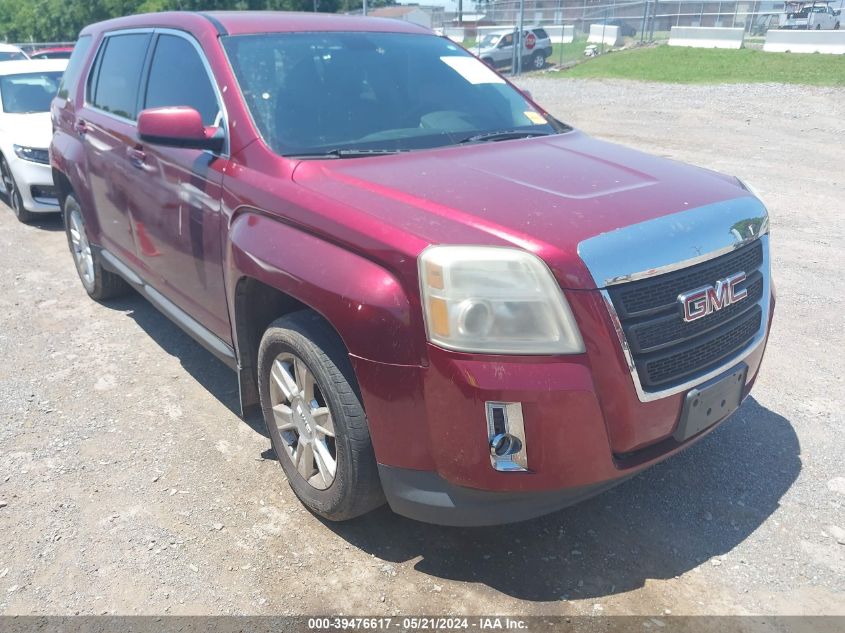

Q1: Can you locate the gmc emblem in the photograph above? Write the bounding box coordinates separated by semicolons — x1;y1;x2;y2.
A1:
678;272;748;323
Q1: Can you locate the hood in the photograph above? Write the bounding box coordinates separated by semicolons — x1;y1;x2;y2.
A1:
292;130;750;289
0;112;54;149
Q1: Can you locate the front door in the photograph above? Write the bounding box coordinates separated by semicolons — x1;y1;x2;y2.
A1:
125;32;230;343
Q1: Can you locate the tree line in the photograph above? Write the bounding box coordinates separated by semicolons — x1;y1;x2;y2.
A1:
1;0;397;43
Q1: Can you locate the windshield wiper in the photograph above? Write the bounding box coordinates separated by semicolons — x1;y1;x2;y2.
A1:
287;148;406;159
458;130;553;144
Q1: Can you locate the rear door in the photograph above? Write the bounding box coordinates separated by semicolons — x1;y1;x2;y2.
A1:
125;30;230;342
81;31;152;262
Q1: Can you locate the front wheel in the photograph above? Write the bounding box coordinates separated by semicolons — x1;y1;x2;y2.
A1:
1;156;37;223
258;311;384;521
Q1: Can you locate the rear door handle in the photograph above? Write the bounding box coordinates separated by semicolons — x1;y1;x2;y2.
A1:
127;147;146;168
74;120;88;135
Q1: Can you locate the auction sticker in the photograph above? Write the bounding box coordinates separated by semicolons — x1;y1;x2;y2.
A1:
440;56;505;84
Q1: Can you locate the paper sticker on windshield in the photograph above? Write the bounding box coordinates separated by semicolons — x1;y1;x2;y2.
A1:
440;56;505;85
524;111;547;125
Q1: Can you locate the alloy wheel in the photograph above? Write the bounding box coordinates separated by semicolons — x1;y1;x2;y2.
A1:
268;352;337;490
67;202;95;289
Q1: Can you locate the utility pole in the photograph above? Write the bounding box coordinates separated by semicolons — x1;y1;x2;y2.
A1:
640;0;648;42
363;0;367;15
458;0;463;24
514;0;525;75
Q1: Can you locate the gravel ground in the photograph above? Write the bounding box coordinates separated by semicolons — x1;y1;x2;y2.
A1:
0;79;843;618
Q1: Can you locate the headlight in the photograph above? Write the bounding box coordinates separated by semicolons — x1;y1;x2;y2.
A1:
13;145;49;165
419;245;585;355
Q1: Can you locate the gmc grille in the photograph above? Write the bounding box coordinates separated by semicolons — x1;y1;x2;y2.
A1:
608;240;766;390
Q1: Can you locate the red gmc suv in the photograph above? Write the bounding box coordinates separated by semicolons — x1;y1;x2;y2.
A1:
50;11;774;526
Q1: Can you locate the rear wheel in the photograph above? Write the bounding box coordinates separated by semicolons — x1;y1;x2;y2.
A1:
1;156;37;224
531;51;546;70
63;193;128;300
258;311;384;521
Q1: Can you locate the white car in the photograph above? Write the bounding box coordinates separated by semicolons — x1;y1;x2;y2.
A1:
0;44;28;62
0;59;67;222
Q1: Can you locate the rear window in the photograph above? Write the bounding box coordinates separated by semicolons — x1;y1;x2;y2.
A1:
88;33;151;120
532;28;549;40
0;51;26;62
57;36;92;100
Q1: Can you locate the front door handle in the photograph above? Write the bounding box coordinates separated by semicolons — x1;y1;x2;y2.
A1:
74;119;89;135
127;147;146;168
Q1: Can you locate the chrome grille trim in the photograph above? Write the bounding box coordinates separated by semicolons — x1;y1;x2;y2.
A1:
577;196;771;403
577;196;769;288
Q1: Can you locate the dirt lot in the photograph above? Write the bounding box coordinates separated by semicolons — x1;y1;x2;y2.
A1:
0;79;843;618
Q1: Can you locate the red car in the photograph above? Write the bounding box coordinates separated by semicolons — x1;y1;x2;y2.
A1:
27;46;74;60
50;12;774;526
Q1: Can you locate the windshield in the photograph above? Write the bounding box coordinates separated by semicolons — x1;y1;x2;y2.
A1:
222;32;564;157
0;71;63;113
0;51;27;62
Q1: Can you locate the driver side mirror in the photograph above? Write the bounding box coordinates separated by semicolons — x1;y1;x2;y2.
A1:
138;106;223;152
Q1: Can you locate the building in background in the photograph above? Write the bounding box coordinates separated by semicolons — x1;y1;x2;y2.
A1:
368;4;447;28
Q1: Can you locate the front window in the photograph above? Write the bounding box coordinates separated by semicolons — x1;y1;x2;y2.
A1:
222;32;565;158
0;71;63;113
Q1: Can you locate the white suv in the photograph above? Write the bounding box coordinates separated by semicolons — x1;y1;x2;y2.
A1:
476;27;553;71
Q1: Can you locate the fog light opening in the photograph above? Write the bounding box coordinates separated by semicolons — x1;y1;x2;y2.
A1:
485;401;528;472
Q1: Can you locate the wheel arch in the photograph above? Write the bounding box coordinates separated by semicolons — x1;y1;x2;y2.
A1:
226;210;426;413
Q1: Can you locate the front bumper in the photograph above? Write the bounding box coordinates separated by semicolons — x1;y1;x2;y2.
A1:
8;155;59;213
378;464;633;527
352;289;773;526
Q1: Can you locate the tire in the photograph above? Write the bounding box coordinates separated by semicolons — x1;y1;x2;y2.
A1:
1;156;38;224
531;51;546;70
815;24;821;29
63;193;129;300
481;57;495;67
258;311;384;521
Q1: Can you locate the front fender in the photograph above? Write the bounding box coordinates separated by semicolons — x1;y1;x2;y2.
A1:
226;210;426;367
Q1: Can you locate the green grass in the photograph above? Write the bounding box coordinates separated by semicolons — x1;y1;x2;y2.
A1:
555;45;845;86
550;39;591;66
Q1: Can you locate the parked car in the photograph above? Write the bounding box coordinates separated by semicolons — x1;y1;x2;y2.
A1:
476;27;553;70
593;18;638;37
0;43;28;61
28;46;74;60
0;59;67;222
51;12;774;526
780;0;840;28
